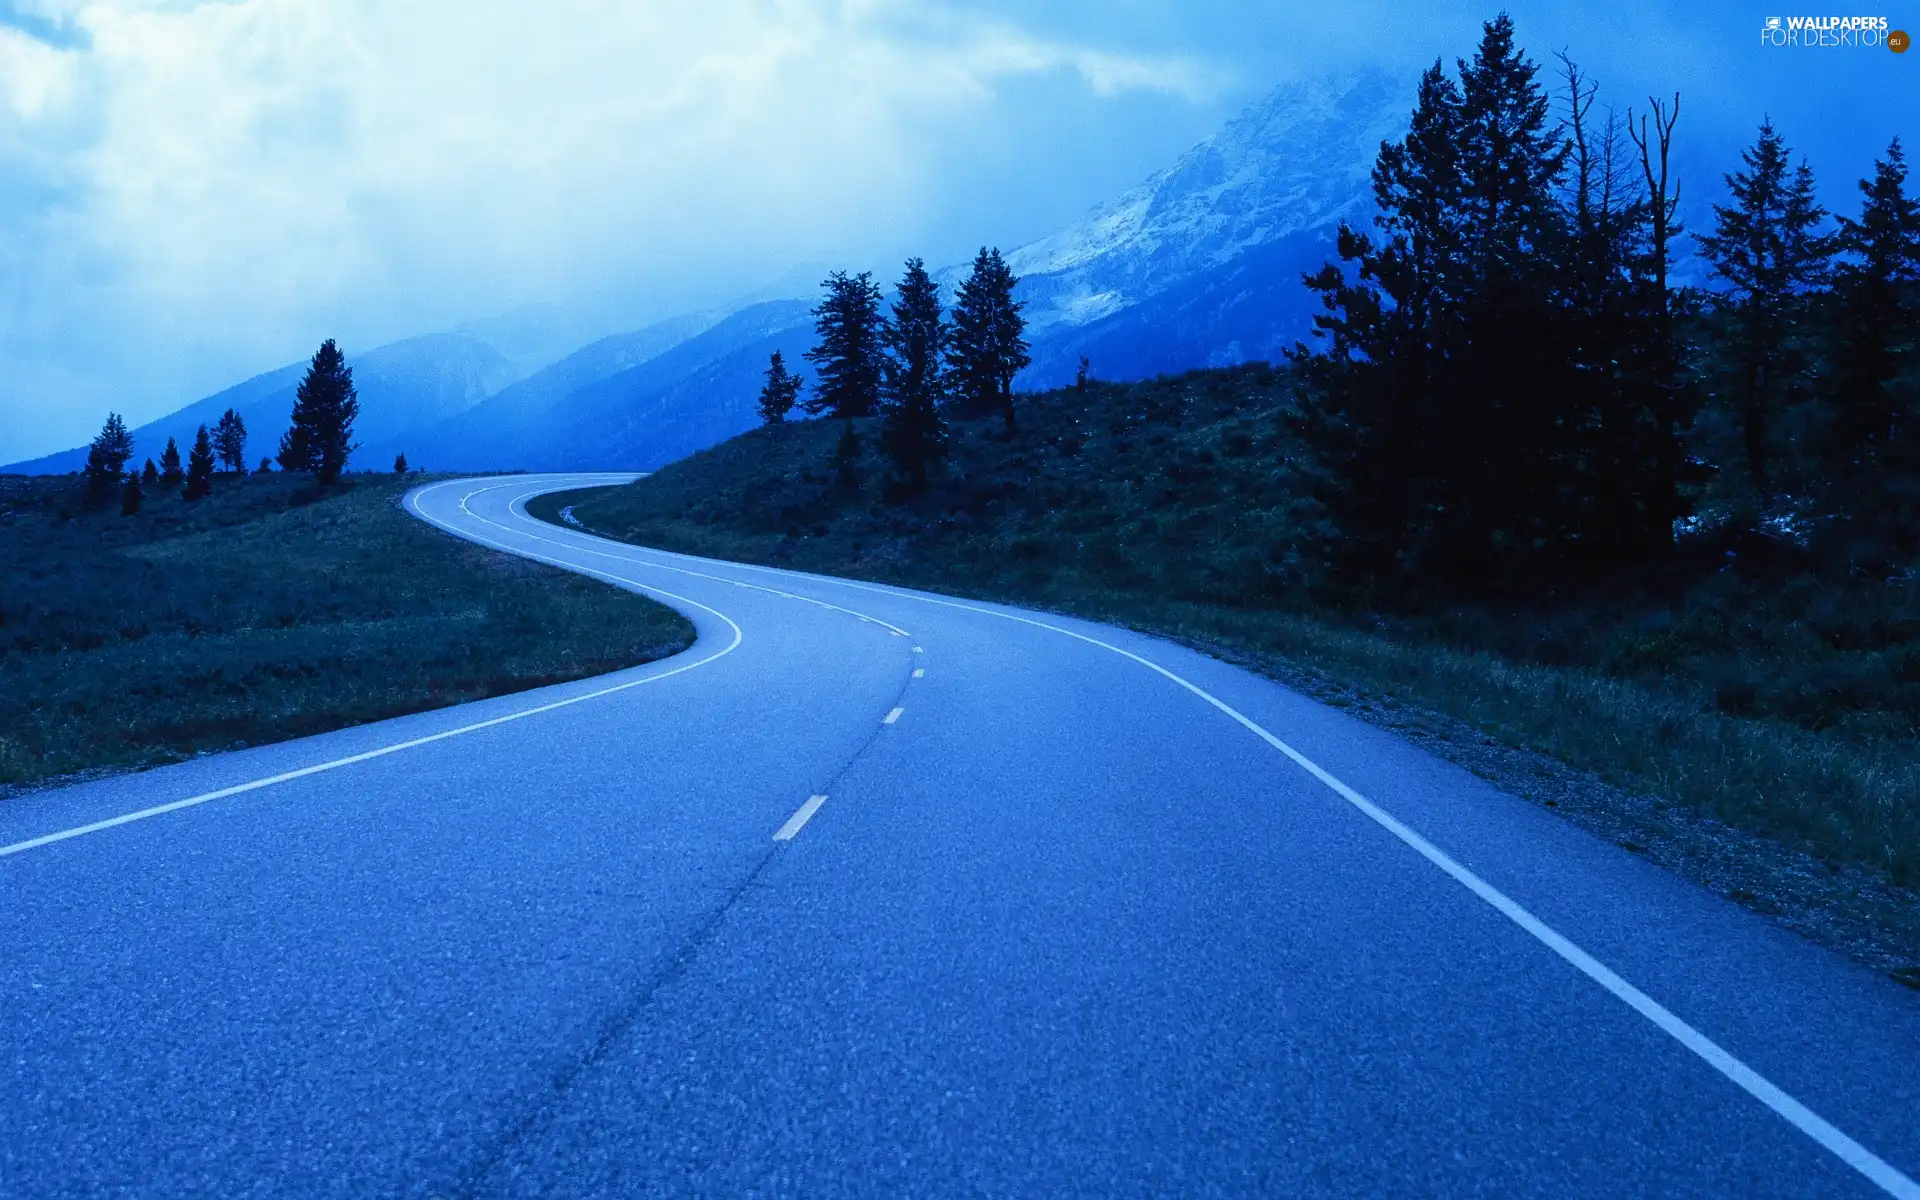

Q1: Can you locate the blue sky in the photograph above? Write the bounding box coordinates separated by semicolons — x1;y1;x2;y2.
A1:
0;0;1911;462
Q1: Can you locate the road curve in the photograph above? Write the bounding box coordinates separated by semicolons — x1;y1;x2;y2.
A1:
3;471;1917;1198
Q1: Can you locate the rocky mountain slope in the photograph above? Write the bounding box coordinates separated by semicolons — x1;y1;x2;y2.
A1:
1002;66;1409;385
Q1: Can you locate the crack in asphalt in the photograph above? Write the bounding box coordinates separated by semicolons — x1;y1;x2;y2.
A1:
445;649;918;1198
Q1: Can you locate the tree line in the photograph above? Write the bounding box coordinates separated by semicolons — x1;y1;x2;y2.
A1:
81;338;366;513
757;247;1031;493
1288;14;1918;597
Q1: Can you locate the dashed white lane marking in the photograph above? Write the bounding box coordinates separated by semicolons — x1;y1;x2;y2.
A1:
568;517;1920;1200
912;646;924;653
912;669;925;679
773;795;829;842
882;707;904;725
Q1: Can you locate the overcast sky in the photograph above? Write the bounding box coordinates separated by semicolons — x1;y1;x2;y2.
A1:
0;0;1910;462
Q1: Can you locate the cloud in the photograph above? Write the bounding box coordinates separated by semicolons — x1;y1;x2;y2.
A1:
0;1;90;50
0;0;1217;460
6;0;1904;463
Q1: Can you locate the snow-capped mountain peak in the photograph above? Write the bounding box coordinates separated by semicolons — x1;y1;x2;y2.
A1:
1005;67;1412;334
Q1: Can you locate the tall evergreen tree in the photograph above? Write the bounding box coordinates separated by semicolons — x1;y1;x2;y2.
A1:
82;412;135;502
141;458;158;486
1289;60;1467;577
394;453;409;474
1291;19;1607;587
947;247;1030;429
757;350;803;425
283;339;359;484
1697;120;1832;497
1816;139;1920;560
183;425;216;500
831;420;863;493
803;272;884;419
212;408;248;474
120;472;142;516
276;422;312;473
879;257;948;489
159;436;184;485
1444;15;1572;570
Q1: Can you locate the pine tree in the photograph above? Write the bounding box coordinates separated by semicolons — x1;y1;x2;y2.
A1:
1289;59;1469;579
757;350;803;425
82;413;135;502
879;257;948;489
183;425;216;500
1698;120;1833;497
831;420;864;494
1821;138;1920;560
1075;356;1091;390
159;436;184;485
803;273;884;419
212;408;248;474
120;473;142;516
141;458;158;486
1445;15;1573;571
1291;51;1488;581
283;339;359;484
257;456;274;475
394;453;409;474
276;424;311;473
947;248;1030;429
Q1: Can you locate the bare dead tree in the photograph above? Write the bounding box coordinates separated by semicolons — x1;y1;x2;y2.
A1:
1556;51;1599;232
1628;92;1687;552
1627;93;1683;302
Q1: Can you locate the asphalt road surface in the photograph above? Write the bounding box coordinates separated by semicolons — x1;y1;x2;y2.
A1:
4;472;1918;1198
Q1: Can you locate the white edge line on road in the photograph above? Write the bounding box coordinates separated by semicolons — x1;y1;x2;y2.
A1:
0;479;746;862
883;707;904;725
483;486;915;641
773;795;829;842
913;668;925;678
553;521;1919;1200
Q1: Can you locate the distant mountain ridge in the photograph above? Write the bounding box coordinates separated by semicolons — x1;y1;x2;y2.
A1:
396;300;814;472
5;67;1415;477
355;311;720;469
5;333;517;476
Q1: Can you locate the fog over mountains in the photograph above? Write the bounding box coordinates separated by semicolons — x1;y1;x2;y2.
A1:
4;68;1408;476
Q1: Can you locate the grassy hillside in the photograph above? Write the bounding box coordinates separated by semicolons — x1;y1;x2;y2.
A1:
0;472;693;791
533;366;1920;972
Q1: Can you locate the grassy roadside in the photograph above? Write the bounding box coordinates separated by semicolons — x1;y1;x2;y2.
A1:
529;373;1920;979
0;472;693;792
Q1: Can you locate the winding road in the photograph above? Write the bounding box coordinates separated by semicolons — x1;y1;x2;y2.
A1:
4;472;1918;1197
